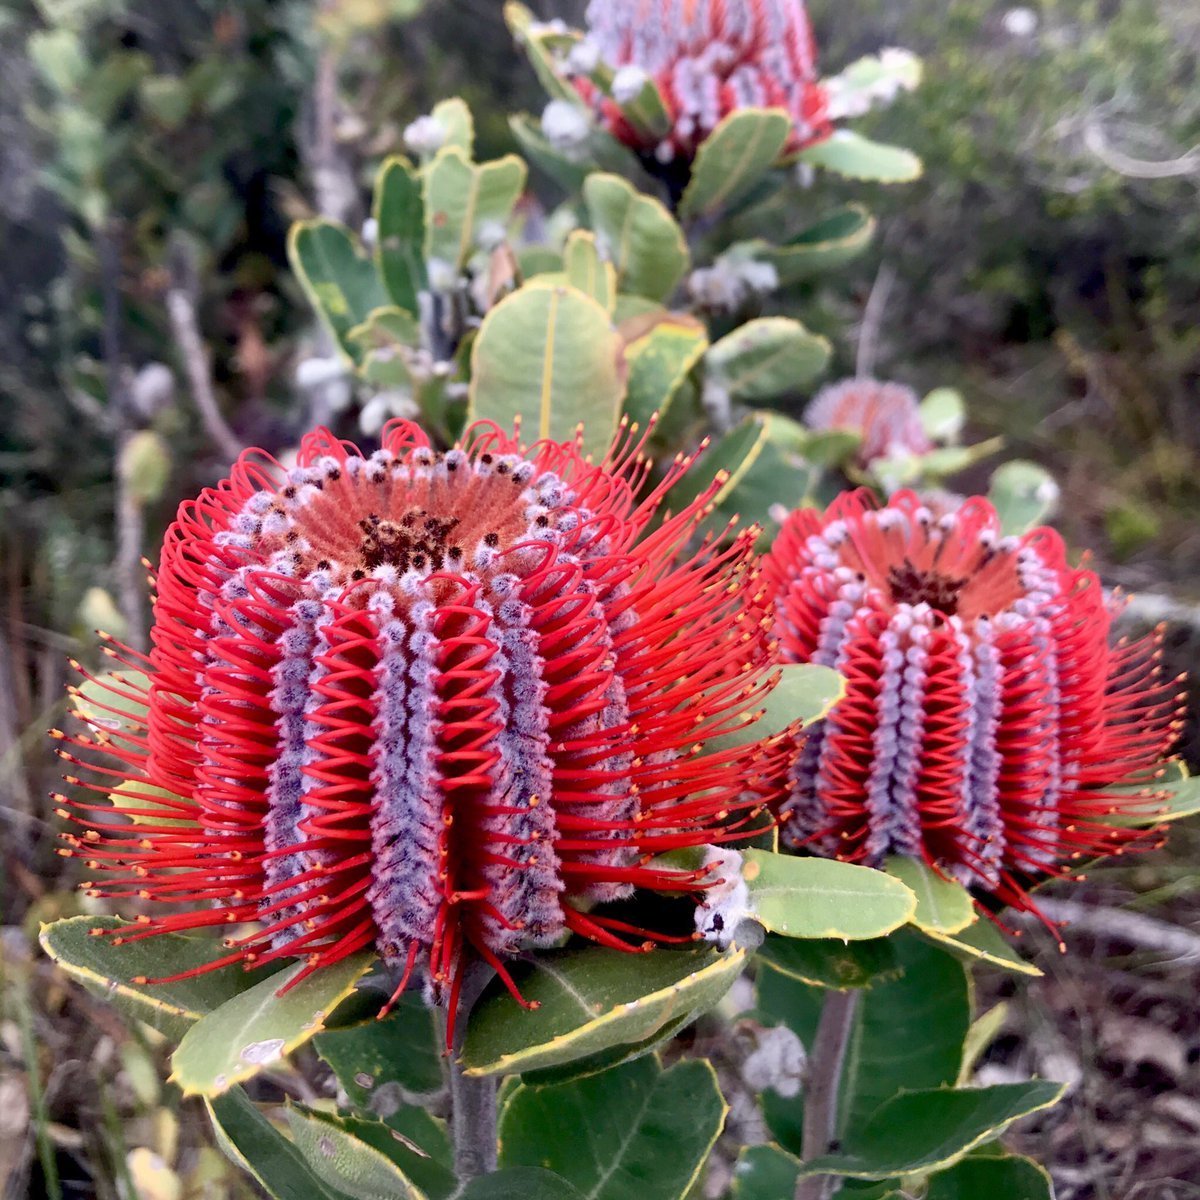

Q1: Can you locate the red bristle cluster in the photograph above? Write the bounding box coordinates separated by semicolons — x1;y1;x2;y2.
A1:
762;488;1184;918
58;420;785;1035
576;0;830;163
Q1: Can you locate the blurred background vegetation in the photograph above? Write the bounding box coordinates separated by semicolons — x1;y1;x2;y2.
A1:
2;1;1198;1197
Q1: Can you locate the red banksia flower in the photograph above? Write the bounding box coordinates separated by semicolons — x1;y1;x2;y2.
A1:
577;0;831;164
803;378;932;468
762;489;1183;915
58;421;781;1032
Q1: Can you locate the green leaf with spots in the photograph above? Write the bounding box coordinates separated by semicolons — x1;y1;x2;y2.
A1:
706;317;831;401
39;916;279;1041
460;945;745;1076
372;157;427;314
798;1082;1066;1180
758;933;971;1147
499;1057;726;1200
757;935;903;991
562;230;616;312
621;317;707;427
171;954;373;1096
680;107;791;219
885;857;976;935
742;853;917;940
286;1105;432;1200
583;173;689;302
423;147;527;276
798;130;922;182
206;1088;355;1200
987;460;1060;536
459;1168;585;1200
925;1153;1053;1199
468;282;624;460
923;918;1042;978
289;219;391;360
314;991;444;1109
747;205;877;285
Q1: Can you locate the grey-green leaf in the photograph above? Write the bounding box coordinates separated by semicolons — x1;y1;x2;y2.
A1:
583;173;689;301
797;1082;1066;1180
706;317;831;401
460;945;745;1076
925;1153;1053;1199
756;935;903;991
499;1057;725;1200
40;916;276;1041
372;157;427;314
731;1145;801;1199
742;853;917;940
459;1168;585;1200
468;282;624;460
798;130;922;183
680;108;791;219
750;205;876;285
987;461;1060;536
923;917;1042;977
706;662;844;756
621;317;708;427
289;219;391;360
884;857;976;935
424;148;526;276
171;953;373;1096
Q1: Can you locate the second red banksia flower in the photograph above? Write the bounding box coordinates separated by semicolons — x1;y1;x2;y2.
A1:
59;421;782;1030
763;489;1182;914
577;0;831;164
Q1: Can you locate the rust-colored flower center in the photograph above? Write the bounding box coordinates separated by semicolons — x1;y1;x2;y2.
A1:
886;559;967;615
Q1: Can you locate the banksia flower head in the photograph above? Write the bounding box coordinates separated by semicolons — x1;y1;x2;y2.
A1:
57;421;781;1035
803;379;932;469
576;0;831;164
763;489;1182;916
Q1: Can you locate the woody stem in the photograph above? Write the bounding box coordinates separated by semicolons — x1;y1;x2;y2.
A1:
445;964;498;1190
794;987;860;1200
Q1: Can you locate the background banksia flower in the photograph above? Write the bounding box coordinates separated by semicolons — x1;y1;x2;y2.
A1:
577;0;831;164
762;489;1183;914
58;421;781;1032
803;378;932;468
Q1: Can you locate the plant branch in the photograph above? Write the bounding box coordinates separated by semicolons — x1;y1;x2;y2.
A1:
1011;897;1200;963
445;964;499;1191
855;259;896;380
794;988;860;1200
167;237;243;463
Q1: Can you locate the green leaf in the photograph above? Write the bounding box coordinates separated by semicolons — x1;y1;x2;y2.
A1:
742;853;917;940
1101;761;1200;827
822;50;922;119
884;857;976;935
706;317;831;401
468;282;624;460
140;75;192;128
757;935;903;991
499;1057;726;1200
290;219;391;360
919;388;966;442
731;1144;801;1199
583;173;689;302
39;916;275;1041
610;74;671;141
622;317;708;427
505;3;581;107
460;945;745;1076
314;991;444;1110
680;108;791;219
987;461;1060;536
509;114;590;194
286;1105;430;1200
430;97;474;157
459;1168;586;1200
925;1153;1053;1199
749;205;876;285
423;147;527;276
759;933;971;1145
706;662;845;756
959;1003;1010;1085
207;1088;353;1200
372;157;427;314
171;954;373;1096
798;130;922;183
923;918;1042;977
347;306;422;355
72;669;149;735
561;230;616;312
798;1082;1066;1180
